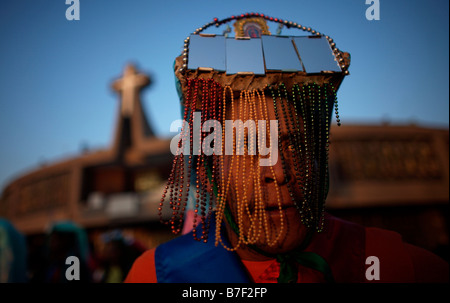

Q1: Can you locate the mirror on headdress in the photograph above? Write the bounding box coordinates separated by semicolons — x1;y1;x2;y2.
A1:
187;34;342;75
187;35;226;71
292;36;341;73
261;35;304;72
225;38;265;75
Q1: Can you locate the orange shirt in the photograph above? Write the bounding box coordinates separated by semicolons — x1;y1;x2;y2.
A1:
125;226;449;283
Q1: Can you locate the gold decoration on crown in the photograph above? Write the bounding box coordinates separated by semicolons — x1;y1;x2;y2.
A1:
233;17;271;38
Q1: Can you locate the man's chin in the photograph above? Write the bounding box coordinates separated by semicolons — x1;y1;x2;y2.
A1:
251;212;309;255
253;239;303;256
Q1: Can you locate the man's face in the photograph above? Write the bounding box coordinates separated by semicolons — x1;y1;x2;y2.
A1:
217;94;310;256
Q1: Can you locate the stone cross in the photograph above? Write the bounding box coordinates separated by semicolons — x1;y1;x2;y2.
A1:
112;64;150;117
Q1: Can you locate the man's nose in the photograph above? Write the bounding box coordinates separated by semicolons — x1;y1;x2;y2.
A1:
262;160;290;185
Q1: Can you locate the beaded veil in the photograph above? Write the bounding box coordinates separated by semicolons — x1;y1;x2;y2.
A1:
158;13;351;251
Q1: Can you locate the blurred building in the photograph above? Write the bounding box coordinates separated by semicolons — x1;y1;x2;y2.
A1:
0;64;177;274
0;65;448;266
326;123;448;260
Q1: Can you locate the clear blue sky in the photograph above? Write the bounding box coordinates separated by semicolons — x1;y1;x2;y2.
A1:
0;0;448;191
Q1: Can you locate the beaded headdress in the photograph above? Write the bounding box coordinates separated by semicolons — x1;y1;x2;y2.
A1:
159;13;350;251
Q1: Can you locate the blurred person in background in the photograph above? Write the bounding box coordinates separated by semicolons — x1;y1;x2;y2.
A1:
0;218;27;283
30;221;92;282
